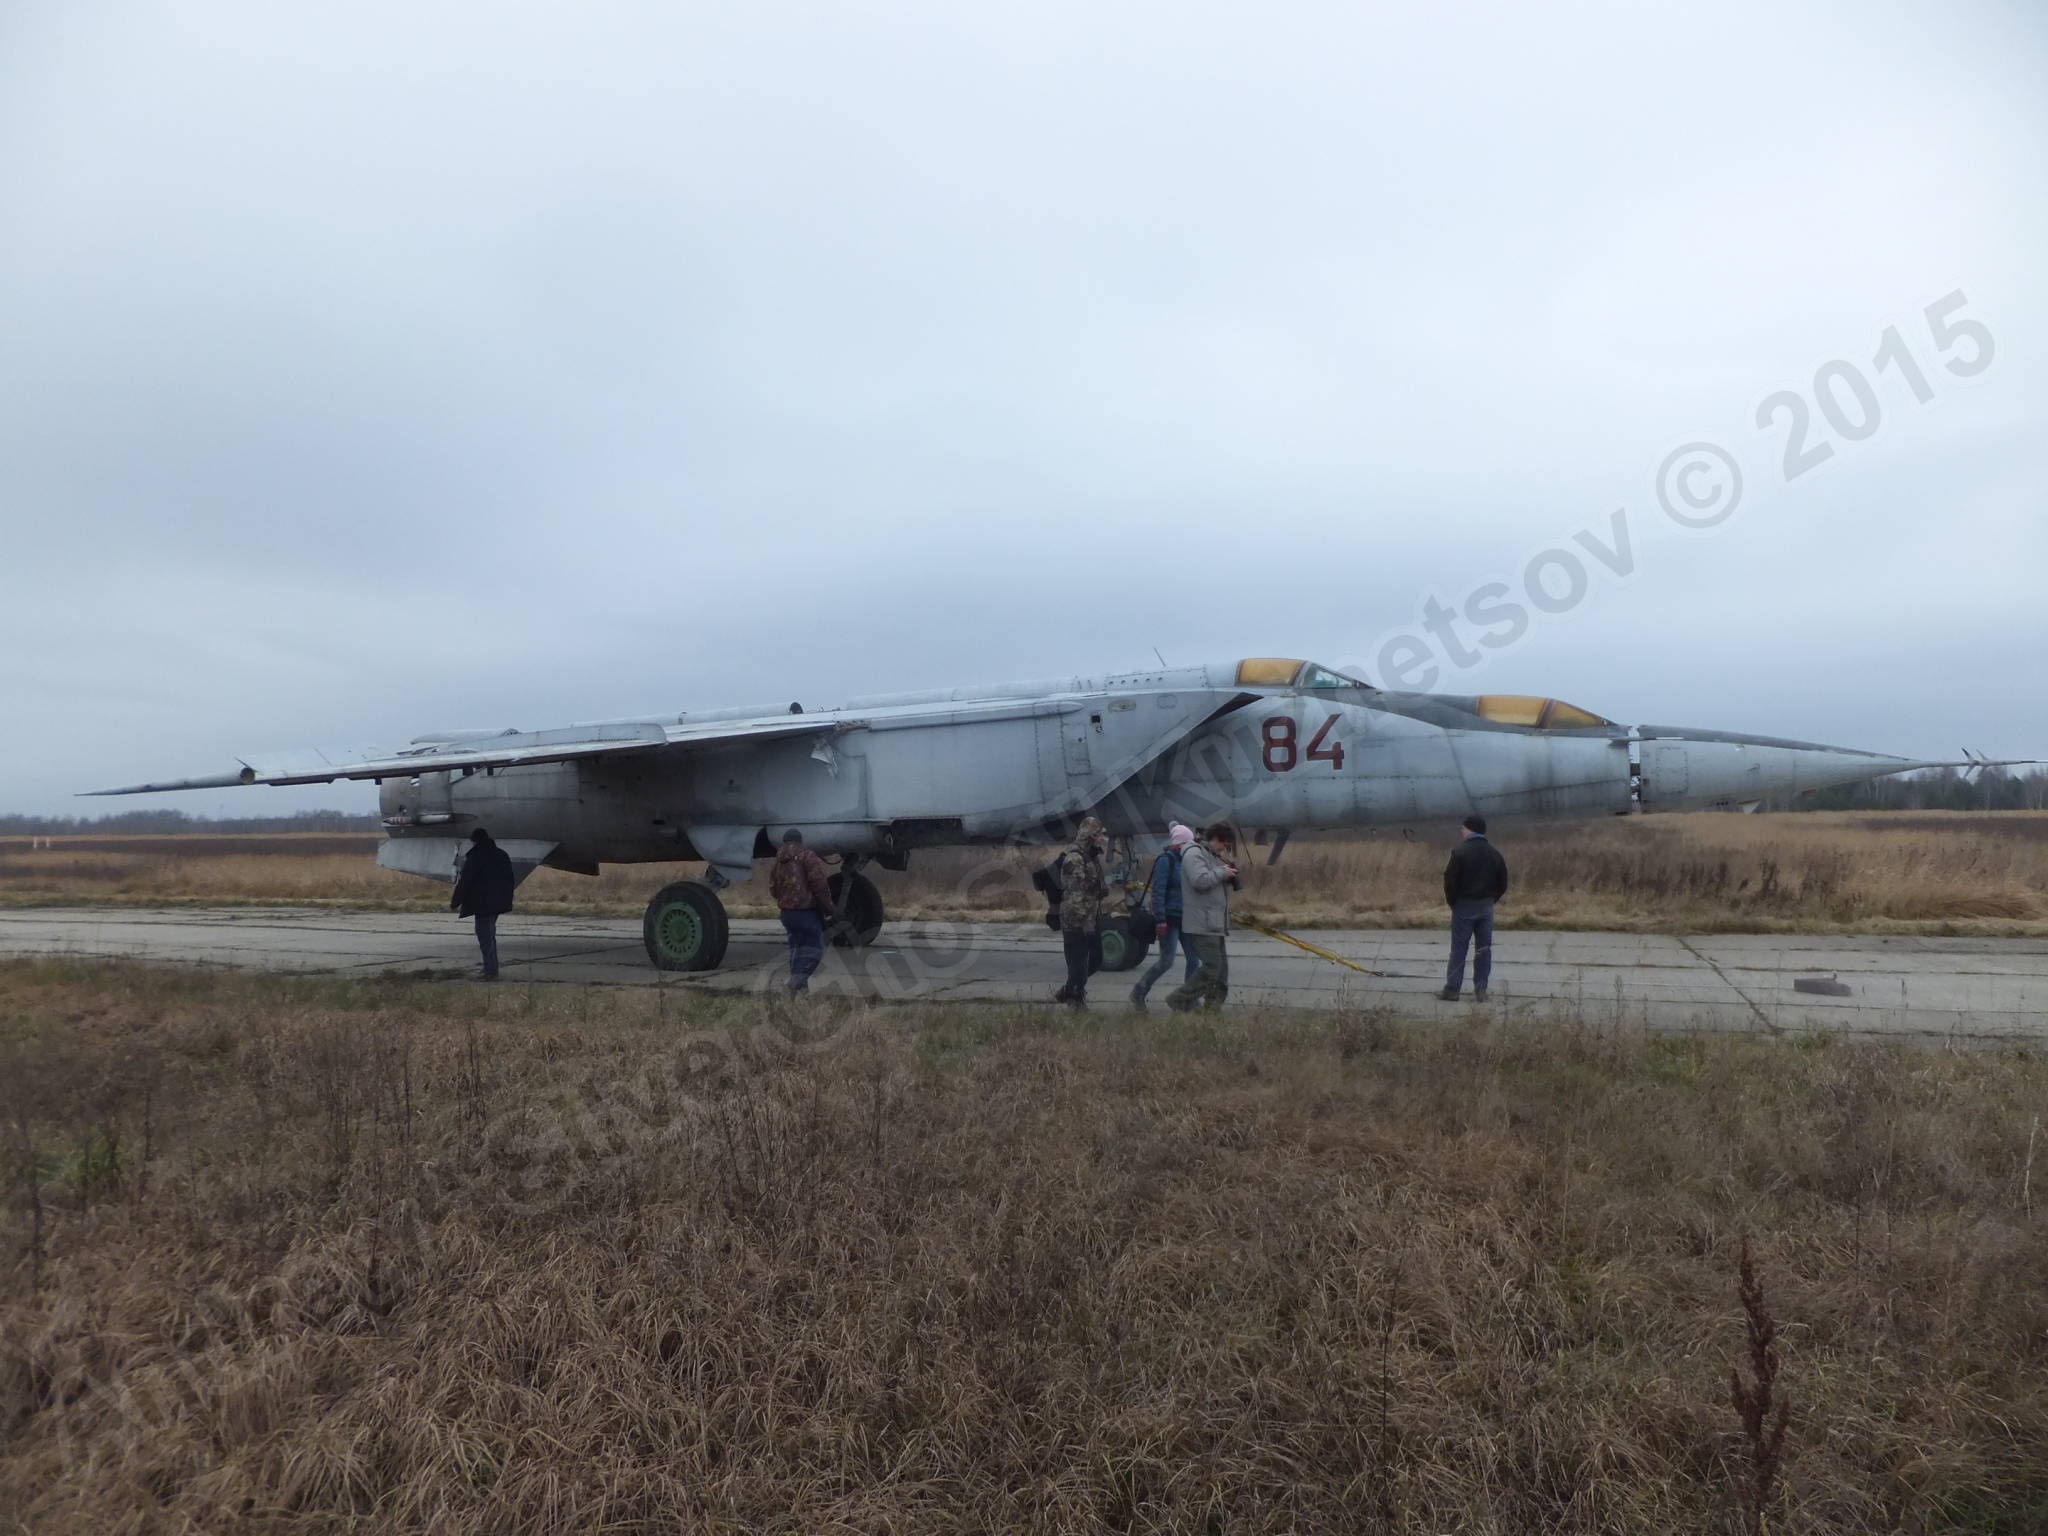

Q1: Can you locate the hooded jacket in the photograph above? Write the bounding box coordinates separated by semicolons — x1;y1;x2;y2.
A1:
1058;818;1107;933
1179;840;1236;936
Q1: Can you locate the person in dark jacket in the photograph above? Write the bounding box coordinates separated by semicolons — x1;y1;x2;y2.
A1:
1130;822;1199;1008
767;829;835;995
450;827;517;980
1437;814;1508;1001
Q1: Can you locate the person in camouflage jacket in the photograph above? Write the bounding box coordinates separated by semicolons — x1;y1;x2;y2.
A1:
1053;815;1108;1007
768;829;835;994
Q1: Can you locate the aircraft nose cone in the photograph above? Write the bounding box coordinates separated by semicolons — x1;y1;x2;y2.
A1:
1634;726;1929;809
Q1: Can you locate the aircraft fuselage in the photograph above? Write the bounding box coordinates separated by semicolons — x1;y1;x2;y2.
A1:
375;660;1921;872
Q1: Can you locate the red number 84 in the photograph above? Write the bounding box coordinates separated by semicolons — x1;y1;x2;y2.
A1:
1261;715;1344;771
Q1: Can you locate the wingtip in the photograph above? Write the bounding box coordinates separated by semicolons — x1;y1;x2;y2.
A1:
78;770;260;796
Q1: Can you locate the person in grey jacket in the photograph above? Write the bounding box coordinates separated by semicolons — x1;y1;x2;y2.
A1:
1167;822;1239;1011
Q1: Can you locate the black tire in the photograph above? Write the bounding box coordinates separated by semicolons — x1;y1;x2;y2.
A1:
1098;915;1154;972
826;870;885;947
643;881;730;971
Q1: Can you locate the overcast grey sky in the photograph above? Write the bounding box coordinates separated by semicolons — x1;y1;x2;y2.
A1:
2;0;2043;817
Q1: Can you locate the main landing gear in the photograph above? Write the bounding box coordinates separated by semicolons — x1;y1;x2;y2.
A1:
639;855;888;971
826;862;885;947
643;881;731;971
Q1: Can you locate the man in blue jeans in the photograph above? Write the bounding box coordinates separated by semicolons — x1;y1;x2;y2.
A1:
1437;814;1508;1002
768;829;835;994
450;827;516;981
1130;822;1198;1009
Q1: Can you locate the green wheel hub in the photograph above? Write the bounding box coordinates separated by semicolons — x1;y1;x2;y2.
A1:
642;881;730;972
654;902;706;965
1097;918;1151;972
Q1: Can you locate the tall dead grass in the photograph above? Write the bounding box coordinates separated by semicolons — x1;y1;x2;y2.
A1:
2;961;2046;1532
1240;812;2048;933
5;813;2048;936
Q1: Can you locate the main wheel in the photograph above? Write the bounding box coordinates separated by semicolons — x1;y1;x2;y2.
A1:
826;870;885;947
643;881;730;971
1098;915;1154;972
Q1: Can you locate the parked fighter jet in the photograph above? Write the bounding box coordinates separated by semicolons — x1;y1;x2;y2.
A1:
93;658;1942;972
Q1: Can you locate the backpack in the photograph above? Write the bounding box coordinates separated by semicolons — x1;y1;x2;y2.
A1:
1032;853;1069;930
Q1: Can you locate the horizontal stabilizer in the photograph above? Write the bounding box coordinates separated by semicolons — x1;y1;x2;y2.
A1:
377;838;561;885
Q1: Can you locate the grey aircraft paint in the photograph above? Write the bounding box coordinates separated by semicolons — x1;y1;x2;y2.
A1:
92;657;1938;968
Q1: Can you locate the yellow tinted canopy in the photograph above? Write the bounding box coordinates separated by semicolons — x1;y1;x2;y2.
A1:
1235;659;1366;688
1236;658;1305;686
1473;695;1614;729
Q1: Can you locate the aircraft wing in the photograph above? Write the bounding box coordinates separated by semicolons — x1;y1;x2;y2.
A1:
85;691;1238;797
84;716;843;794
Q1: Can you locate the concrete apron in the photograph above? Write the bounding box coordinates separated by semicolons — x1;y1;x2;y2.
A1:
2;906;2044;1043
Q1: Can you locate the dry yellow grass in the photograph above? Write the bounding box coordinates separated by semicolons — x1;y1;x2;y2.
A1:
1;962;2044;1532
4;812;2047;936
1239;812;2048;935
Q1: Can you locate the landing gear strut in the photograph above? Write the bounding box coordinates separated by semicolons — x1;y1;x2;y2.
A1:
1097;835;1155;972
827;856;886;947
643;881;731;970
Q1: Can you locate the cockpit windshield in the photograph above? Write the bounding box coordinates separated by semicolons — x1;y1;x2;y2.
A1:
1299;664;1365;689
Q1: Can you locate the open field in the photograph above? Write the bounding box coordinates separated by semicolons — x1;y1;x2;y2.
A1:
2;962;2045;1532
6;813;2048;937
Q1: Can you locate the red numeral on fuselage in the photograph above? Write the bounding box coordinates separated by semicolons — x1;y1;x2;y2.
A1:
1305;714;1345;769
1260;714;1344;772
1261;716;1297;771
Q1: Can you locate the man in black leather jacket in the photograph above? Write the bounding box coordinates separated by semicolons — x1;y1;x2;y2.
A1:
450;827;517;980
1437;815;1508;1002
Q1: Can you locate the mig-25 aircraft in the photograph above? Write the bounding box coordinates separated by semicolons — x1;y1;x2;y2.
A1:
94;657;1941;972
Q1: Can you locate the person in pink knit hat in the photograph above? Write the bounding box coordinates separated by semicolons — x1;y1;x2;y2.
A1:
1130;822;1199;1009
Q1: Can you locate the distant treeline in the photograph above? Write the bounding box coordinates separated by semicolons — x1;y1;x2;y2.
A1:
0;809;382;836
1770;765;2048;813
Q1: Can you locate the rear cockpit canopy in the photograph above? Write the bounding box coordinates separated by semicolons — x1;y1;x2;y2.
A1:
1232;662;1607;729
1235;658;1370;689
1471;695;1614;730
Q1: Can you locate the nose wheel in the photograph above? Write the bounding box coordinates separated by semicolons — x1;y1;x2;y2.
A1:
1097;914;1155;971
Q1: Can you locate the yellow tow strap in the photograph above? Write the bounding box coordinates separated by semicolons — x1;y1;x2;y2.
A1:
1233;917;1393;977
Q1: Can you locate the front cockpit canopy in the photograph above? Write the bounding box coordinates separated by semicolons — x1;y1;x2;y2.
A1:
1235;658;1370;689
